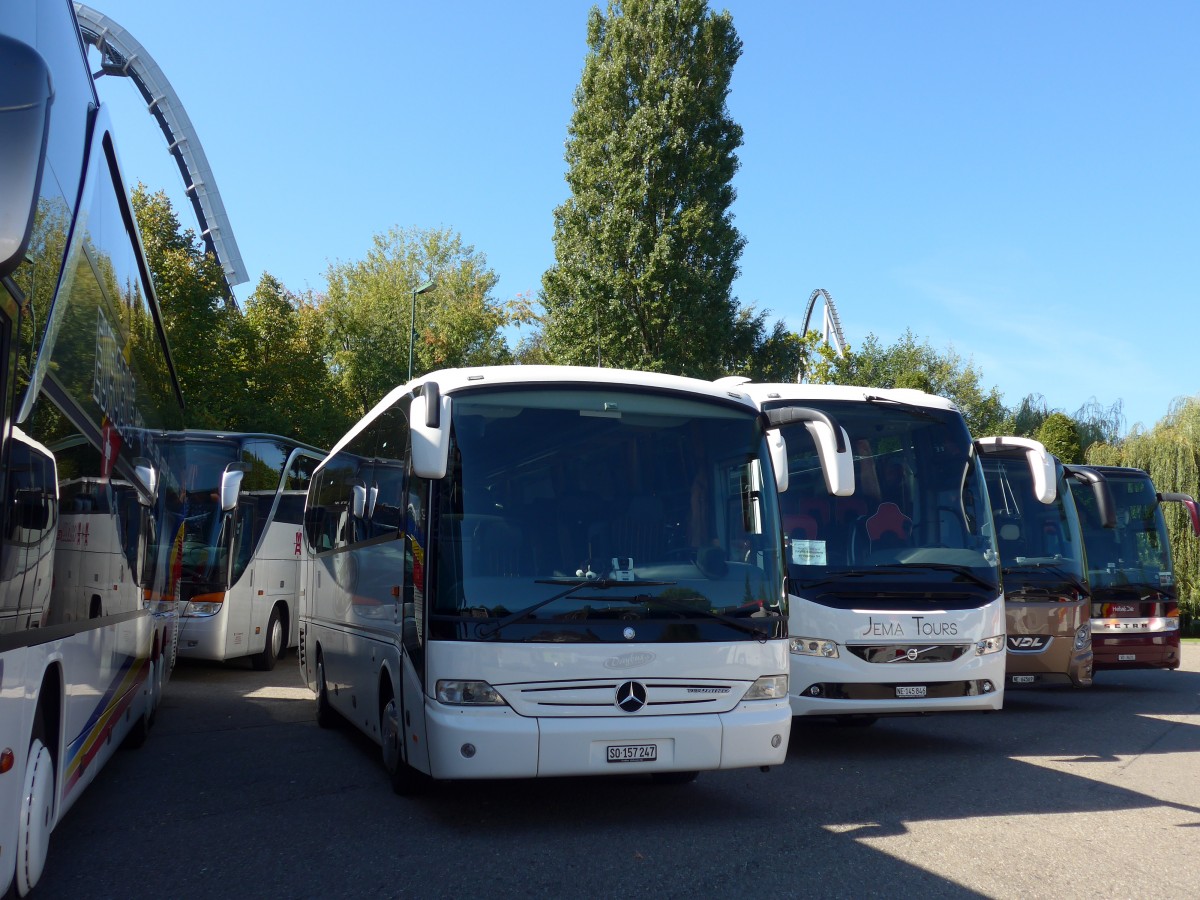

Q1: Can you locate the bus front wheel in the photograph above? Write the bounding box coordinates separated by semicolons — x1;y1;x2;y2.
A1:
380;692;428;796
252;606;284;671
314;654;336;729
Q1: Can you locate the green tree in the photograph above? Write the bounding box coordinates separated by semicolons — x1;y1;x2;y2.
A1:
1034;412;1082;463
132;185;245;428
541;0;747;377
324;226;516;417
239;275;352;448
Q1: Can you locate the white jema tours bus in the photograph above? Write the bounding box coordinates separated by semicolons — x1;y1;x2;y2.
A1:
299;366;849;790
736;382;1054;724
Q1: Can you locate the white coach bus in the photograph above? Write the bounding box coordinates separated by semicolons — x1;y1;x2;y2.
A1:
162;432;323;670
2;1;187;893
299;366;849;790
739;383;1053;725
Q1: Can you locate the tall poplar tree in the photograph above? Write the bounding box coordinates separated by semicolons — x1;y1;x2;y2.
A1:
541;0;745;377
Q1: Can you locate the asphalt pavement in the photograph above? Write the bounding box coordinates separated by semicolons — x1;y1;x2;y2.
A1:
36;644;1200;899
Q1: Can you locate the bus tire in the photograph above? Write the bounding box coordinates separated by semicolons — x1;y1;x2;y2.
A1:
314;654;337;729
380;690;428;796
651;770;699;785
17;731;55;896
252;606;284;671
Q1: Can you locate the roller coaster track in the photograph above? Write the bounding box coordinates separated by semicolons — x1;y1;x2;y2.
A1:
801;288;846;359
74;3;248;301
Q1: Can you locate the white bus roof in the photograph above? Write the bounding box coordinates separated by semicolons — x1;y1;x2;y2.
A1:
321;366;764;468
735;382;960;414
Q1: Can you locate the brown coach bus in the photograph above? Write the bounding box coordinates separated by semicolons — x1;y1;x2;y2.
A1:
980;444;1113;688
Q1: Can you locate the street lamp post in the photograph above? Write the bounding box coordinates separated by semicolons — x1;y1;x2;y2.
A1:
408;278;437;381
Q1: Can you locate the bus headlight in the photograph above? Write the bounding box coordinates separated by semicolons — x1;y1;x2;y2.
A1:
1074;621;1091;651
744;675;788;700
1156;616;1180;632
975;635;1005;656
436;680;506;706
790;637;839;659
184;594;223;617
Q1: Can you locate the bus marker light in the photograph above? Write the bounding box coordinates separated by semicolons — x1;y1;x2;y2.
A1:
1;748;13;774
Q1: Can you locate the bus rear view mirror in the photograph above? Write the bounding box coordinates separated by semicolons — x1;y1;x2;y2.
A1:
767;428;788;493
766;406;854;497
1065;465;1116;528
1160;492;1200;537
0;34;53;279
410;381;450;480
975;436;1055;504
220;463;249;512
133;458;158;507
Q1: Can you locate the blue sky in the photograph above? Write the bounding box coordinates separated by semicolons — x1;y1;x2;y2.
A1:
84;1;1197;434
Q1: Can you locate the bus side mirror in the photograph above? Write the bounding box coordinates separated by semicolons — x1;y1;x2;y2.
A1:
1065;465;1116;528
766;406;854;497
0;34;53;279
976;436;1056;505
220;464;248;512
133;458;158;508
1160;492;1200;537
410;381;449;480
767;428;788;493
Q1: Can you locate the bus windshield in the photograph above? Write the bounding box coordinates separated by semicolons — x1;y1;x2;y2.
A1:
769;398;999;598
1075;470;1173;592
164;434;318;590
431;388;786;642
983;455;1085;593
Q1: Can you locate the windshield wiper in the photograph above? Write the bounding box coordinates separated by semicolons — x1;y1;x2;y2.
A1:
475;578;673;639
800;563;995;590
641;594;775;642
864;394;942;422
1002;563;1088;595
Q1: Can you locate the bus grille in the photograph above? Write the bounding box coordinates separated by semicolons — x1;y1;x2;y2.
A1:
846;644;970;664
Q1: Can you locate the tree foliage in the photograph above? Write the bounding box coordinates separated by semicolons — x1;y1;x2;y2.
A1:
132;185;245;429
541;0;748;377
324;226;516;417
1034;412;1082;463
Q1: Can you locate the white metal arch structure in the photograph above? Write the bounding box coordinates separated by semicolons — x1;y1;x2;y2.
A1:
800;288;847;360
74;3;248;300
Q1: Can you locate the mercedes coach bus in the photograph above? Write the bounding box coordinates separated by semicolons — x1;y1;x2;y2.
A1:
979;448;1114;688
299;367;849;790
1070;466;1200;671
162;432;323;670
2;1;186;894
739;383;1053;724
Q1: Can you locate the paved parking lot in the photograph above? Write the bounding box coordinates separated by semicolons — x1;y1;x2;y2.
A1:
38;644;1200;899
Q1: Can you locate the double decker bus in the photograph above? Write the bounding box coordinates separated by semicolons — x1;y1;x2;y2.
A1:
979;446;1114;688
162;431;322;669
299;367;848;789
1070;466;1200;671
740;383;1053;724
2;1;186;894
